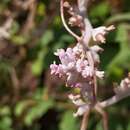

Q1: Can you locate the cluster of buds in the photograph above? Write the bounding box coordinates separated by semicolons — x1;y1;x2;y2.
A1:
63;1;84;28
50;43;104;101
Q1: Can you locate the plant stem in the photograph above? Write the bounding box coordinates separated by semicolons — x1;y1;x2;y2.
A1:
60;0;80;40
80;109;90;130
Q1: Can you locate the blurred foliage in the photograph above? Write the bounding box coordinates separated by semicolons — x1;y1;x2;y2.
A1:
0;0;130;130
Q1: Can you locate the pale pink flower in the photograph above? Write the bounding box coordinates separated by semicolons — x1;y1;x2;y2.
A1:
50;63;58;75
82;66;93;78
76;59;88;72
68;94;90;117
114;76;130;95
73;43;83;55
50;63;64;77
96;71;104;79
92;25;115;43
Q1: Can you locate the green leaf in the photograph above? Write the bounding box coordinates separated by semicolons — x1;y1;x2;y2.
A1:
0;116;12;130
11;35;29;45
127;122;130;130
106;24;130;79
0;106;10;116
60;35;74;42
96;121;102;130
116;24;128;48
59;111;79;130
37;3;46;16
40;30;54;47
106;13;130;25
24;99;54;126
31;47;48;76
90;2;110;19
15;100;30;117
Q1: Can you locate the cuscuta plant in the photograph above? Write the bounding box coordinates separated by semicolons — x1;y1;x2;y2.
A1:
50;0;130;130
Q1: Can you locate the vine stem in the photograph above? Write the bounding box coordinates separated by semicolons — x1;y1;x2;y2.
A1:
95;105;109;130
77;0;97;103
80;109;90;130
99;88;130;108
86;51;97;103
60;0;81;40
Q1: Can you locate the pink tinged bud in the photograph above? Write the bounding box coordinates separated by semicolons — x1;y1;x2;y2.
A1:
73;43;83;55
76;59;88;72
50;63;58;75
55;48;76;65
90;45;103;52
69;17;77;24
66;48;76;61
68;82;81;88
120;78;130;89
68;15;83;27
96;71;104;79
63;1;70;8
92;25;115;43
82;66;93;78
66;72;78;87
57;64;64;77
61;63;74;73
54;49;66;60
114;76;130;95
67;62;75;70
106;25;115;31
92;26;106;43
95;34;106;43
75;83;82;88
50;63;64;77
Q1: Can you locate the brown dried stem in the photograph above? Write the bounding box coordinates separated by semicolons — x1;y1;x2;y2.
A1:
21;0;37;34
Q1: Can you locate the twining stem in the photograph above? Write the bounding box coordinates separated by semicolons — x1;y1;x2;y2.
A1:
95;105;109;130
80;109;90;130
94;75;98;97
86;51;97;103
77;0;89;16
100;89;130;108
60;0;80;40
78;0;93;46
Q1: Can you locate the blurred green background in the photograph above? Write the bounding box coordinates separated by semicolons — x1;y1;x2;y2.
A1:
0;0;130;130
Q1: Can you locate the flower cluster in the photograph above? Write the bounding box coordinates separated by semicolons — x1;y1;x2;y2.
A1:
50;0;115;117
50;1;130;129
50;23;115;115
50;44;104;85
50;42;105;103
